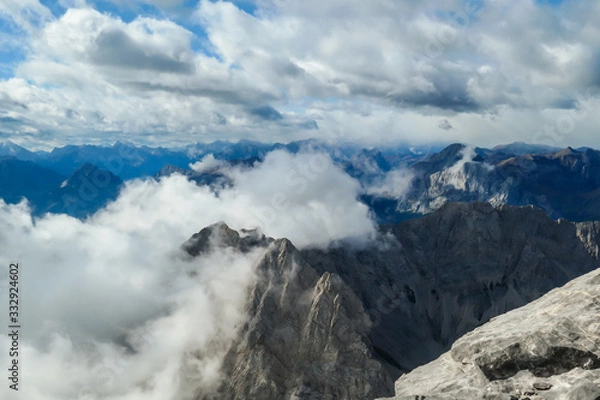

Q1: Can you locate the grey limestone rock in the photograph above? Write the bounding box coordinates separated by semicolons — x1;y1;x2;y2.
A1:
378;268;600;400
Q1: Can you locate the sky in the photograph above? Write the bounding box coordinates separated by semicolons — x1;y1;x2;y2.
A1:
0;0;599;149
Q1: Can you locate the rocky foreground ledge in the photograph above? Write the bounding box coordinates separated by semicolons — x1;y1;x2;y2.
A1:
378;267;600;400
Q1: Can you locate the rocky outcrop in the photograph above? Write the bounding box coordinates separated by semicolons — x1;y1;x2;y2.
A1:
379;268;600;400
187;223;393;400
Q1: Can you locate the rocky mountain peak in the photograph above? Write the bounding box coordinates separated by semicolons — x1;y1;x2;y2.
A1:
182;221;272;256
393;143;600;222
188;226;393;399
553;146;579;158
61;162;123;190
413;143;467;173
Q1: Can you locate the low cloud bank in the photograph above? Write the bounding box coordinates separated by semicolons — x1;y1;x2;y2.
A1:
366;168;415;199
0;150;375;399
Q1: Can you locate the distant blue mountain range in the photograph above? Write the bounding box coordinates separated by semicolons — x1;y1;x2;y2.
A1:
0;139;446;179
0;139;445;218
4;139;594;223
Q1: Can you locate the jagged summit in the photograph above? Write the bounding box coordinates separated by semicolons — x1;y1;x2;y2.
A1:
0;140;35;160
181;221;271;256
553;146;579;158
185;222;393;399
413;143;467;172
63;162;122;186
44;163;123;217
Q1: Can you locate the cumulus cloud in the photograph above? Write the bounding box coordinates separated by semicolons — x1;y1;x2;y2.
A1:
2;0;600;147
439;119;453;130
366;169;415;199
224;150;376;246
0;199;263;400
189;154;224;173
99;149;375;248
0;0;53;33
0;149;374;399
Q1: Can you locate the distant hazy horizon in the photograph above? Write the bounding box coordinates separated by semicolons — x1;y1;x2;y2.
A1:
0;137;594;154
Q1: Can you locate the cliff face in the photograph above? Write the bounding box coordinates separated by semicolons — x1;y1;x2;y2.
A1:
302;202;600;376
379;268;600;400
187;225;393;400
576;221;600;259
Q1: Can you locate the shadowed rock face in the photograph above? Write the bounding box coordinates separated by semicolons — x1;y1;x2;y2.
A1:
303;202;600;377
477;345;600;381
379;268;600;400
0;160;123;218
186;224;393;400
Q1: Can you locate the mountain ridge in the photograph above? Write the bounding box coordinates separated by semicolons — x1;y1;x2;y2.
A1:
183;201;600;399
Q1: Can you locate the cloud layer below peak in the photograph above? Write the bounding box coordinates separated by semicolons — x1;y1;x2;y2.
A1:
0;149;375;399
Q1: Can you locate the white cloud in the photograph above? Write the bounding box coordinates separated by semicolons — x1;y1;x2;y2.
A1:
367;168;415;199
2;0;600;147
0;0;53;33
97;150;375;248
189;154;224;173
36;8;195;73
0;149;374;399
225;150;376;246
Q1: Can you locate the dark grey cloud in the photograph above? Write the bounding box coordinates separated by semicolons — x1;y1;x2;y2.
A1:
0;116;22;124
127;81;277;107
91;29;194;74
249;105;283;121
273;60;306;78
586;51;600;88
549;97;578;110
438;119;453;130
392;88;478;112
389;74;480;112
298;120;318;130
0;96;28;110
0;115;30;131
